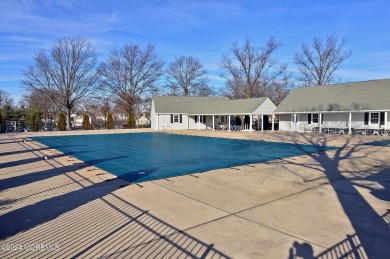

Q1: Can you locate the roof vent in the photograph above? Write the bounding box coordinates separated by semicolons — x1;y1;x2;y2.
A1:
175;100;178;103
188;100;190;103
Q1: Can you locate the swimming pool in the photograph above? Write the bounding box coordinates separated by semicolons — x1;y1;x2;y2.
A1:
364;140;390;147
31;133;334;183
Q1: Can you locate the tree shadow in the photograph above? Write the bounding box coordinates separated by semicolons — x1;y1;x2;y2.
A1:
0;140;19;145
0;176;124;239
0;154;131;192
0;156;48;168
0;171;230;258
280;133;390;258
0;144;85;157
0;164;80;191
0;147;47;157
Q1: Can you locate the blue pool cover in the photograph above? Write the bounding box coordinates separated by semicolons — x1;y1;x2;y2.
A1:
31;133;334;183
363;140;390;147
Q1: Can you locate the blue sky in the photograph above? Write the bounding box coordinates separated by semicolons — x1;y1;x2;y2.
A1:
1;0;389;103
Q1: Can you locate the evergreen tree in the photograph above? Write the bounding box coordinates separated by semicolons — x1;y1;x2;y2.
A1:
58;113;66;131
27;107;43;131
106;112;114;129
30;116;37;131
127;113;135;129
0;113;3;133
82;113;91;130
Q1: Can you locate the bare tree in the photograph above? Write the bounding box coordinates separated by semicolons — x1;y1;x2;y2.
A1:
98;44;164;114
294;35;352;86
264;73;295;106
220;37;288;99
97;97;112;124
21;36;99;130
0;90;14;132
164;55;214;96
0;90;13;108
21;90;59;126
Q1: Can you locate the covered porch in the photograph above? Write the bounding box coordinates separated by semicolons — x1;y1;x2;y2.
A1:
280;111;389;135
187;113;274;132
186;97;277;132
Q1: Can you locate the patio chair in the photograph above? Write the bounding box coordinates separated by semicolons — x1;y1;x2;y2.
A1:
219;124;228;130
372;129;380;136
357;129;367;135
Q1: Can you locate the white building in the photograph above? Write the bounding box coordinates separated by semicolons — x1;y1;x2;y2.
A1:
70;113;95;128
136;114;150;127
151;96;276;131
274;79;390;134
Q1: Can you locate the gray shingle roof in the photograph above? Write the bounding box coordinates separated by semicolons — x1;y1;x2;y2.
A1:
153;96;228;114
188;98;268;115
153;96;269;114
274;79;390;113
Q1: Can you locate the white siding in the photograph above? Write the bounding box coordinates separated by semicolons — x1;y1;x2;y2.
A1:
350;112;373;129
157;114;188;130
150;100;157;130
277;112;390;132
188;115;213;130
252;98;276;115
152;113;233;131
278;114;291;131
322;113;349;128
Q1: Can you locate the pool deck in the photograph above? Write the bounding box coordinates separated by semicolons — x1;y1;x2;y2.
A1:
1;129;389;258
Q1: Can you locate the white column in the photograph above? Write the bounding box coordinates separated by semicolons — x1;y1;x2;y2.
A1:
212;115;215;131
293;114;297;132
271;114;275;131
319;113;322;133
198;115;200;130
249;115;253;132
385;112;388;130
228;115;231;132
348;112;352;134
156;114;159;131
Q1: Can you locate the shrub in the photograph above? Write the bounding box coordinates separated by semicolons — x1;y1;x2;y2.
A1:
58;113;66;131
127;113;135;129
27;107;43;131
30;116;37;131
106;112;114;129
82;113;91;130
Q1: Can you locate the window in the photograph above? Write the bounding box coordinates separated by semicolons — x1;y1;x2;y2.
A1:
195;115;206;123
171;114;182;123
370;112;379;125
220;116;225;123
312;114;319;123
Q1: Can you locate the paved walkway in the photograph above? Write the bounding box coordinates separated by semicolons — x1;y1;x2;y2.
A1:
0;130;389;258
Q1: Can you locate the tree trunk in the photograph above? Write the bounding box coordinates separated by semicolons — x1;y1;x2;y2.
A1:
66;108;71;131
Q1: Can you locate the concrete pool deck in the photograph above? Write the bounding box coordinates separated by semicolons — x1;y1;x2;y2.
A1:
0;129;389;258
